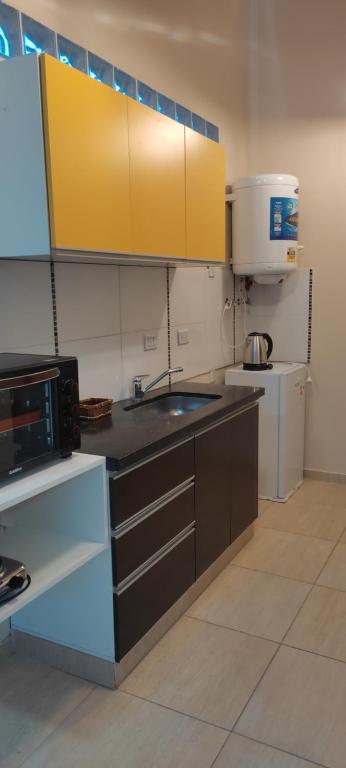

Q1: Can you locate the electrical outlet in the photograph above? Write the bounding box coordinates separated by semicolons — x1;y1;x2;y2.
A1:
177;328;189;345
143;334;157;351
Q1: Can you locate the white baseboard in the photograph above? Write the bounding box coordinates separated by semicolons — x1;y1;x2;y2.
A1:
304;469;346;484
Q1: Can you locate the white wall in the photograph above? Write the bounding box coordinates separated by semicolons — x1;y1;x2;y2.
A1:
244;0;346;476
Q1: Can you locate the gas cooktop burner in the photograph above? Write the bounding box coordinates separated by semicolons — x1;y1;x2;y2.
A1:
0;555;30;605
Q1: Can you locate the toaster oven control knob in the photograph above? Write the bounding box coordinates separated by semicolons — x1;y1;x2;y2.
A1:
62;379;74;395
73;424;81;441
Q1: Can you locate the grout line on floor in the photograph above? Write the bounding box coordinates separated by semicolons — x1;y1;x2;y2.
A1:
188;587;346;668
255;521;346;543
312;525;346;585
278;520;346;646
230;643;281;733
231;730;330;768
228;561;316;586
186;613;283;645
308;581;346;596
14;684;98;768
209;732;232;768
228;561;315;586
118;688;232;734
281;640;346;668
280;582;314;645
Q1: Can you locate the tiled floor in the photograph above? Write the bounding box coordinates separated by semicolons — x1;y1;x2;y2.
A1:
2;479;346;768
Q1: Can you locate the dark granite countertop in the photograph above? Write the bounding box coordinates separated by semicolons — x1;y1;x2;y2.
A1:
80;381;264;472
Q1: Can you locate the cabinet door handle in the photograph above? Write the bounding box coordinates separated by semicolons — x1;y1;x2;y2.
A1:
114;523;195;595
112;478;195;538
195;402;257;437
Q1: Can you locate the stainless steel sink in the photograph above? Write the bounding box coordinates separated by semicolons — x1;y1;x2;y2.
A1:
124;392;221;417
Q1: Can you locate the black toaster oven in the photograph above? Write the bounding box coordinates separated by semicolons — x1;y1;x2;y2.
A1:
0;353;80;481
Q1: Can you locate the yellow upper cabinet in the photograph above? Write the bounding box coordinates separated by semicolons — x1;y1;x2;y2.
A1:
185;128;225;262
40;55;131;254
128;99;186;258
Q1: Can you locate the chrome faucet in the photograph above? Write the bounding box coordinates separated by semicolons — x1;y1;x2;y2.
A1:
132;367;183;400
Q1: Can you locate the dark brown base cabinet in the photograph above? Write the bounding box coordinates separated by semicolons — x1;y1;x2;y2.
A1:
109;403;259;661
195;404;258;577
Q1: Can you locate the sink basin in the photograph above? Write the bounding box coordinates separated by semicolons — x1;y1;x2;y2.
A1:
125;392;221;417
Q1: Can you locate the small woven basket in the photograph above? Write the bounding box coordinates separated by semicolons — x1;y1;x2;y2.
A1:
79;398;113;421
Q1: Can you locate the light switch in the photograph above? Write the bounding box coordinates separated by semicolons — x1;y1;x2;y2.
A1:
177;328;189;345
143;334;157;351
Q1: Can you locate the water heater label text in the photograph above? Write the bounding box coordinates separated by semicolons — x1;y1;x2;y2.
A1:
270;197;298;241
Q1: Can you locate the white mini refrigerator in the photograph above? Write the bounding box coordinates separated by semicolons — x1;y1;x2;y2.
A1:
225;363;306;501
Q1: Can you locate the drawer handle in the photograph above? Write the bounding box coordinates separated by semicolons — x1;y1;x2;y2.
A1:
114;523;195;595
195;402;258;436
112;478;195;539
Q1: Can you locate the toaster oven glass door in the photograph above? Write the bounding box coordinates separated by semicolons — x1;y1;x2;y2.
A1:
0;368;60;475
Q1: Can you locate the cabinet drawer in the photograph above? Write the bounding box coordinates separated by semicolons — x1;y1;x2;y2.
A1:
112;483;194;585
114;528;195;660
109;438;194;527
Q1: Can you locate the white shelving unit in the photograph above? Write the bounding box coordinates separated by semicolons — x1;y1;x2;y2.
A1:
0;454;115;675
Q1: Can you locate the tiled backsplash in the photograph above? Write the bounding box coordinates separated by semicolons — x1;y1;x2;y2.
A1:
0;261;234;400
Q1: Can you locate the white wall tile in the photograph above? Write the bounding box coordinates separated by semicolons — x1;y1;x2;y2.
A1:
0;261;54;350
247;269;310;319
55;263;121;342
13;343;56;356
169;267;207;326
245;269;310;363
120;266;167;333
246;313;309;363
208;320;234;371
60;335;122;402
205;265;235;369
121;327;168;398
171;322;210;381
205;265;234;327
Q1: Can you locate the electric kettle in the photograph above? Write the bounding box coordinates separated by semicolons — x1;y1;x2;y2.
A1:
243;332;273;371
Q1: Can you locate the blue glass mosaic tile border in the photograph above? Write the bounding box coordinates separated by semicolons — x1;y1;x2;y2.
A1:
114;68;136;99
0;2;220;141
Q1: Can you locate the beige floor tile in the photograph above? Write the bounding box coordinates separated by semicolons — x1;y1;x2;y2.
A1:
121;616;277;730
258;499;272;516
236;646;346;768
187;564;310;641
233;527;334;583
0;654;93;768
213;733;324;768
285;585;346;661
317;542;346;590
296;480;346;506
339;528;346;543
323;483;346;506
257;499;346;541
20;689;227;768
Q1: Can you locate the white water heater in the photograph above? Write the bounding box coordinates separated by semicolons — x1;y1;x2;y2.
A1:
232;174;299;283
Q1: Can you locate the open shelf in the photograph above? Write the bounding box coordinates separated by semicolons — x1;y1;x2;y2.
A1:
0;527;106;622
0;452;109;627
0;453;105;513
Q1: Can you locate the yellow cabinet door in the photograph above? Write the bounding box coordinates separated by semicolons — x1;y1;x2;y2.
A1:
128;99;186;258
40;55;131;253
185;128;225;262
